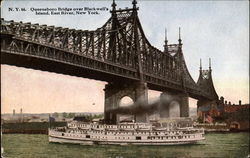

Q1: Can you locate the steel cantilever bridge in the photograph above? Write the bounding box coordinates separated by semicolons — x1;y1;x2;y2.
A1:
1;0;219;124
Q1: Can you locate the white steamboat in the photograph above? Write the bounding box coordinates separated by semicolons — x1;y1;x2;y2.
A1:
48;119;205;145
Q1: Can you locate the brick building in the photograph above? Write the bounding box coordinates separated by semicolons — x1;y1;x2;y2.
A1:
197;96;249;128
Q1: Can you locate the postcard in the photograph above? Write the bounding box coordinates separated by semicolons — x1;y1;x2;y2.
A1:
1;1;249;158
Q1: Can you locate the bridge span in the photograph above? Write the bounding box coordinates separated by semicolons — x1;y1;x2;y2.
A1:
1;0;219;123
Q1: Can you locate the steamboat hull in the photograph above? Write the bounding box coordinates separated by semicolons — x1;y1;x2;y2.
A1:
48;129;205;146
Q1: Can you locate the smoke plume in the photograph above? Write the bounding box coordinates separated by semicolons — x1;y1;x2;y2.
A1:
106;94;175;115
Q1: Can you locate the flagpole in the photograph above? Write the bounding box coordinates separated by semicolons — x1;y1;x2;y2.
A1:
49;114;51;129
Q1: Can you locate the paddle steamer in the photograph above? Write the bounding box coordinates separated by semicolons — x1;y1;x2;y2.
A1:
48;119;205;145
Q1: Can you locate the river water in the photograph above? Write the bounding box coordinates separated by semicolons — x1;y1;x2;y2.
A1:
2;132;249;158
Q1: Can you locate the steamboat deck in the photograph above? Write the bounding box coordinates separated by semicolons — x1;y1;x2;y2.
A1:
48;121;205;145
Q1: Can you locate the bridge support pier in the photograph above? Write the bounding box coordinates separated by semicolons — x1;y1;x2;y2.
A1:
104;82;149;124
180;94;189;117
160;92;189;118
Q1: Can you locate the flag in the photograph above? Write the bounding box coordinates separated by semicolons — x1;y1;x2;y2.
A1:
205;115;213;123
49;116;55;128
49;116;55;122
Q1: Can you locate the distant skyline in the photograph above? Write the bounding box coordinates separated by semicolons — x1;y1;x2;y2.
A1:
1;1;249;113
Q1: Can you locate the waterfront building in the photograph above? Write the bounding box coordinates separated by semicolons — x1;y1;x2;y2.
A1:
197;97;249;130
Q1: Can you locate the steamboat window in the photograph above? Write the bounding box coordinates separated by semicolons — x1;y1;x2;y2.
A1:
86;135;90;138
136;136;141;140
62;133;64;136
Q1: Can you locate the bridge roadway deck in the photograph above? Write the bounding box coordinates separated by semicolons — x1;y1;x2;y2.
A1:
1;47;207;101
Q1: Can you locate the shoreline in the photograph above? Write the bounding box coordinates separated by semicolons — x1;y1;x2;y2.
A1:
2;122;66;135
2;122;249;135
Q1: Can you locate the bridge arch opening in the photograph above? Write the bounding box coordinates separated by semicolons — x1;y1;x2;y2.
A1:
118;96;134;123
189;98;198;117
119;96;134;107
169;101;180;117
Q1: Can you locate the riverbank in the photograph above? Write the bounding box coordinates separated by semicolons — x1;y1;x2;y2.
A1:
3;122;249;134
194;122;249;133
2;122;66;134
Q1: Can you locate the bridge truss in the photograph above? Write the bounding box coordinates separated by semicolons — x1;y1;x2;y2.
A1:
0;0;218;101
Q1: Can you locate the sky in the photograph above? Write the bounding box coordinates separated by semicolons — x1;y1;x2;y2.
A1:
1;0;249;114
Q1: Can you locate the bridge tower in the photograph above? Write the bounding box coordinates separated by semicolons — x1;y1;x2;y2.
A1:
197;58;219;110
104;0;149;124
160;28;189;118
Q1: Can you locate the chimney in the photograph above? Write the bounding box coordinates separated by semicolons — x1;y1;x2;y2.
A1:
220;96;224;104
225;101;227;105
20;108;23;122
239;100;242;106
13;109;15;116
229;101;231;105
